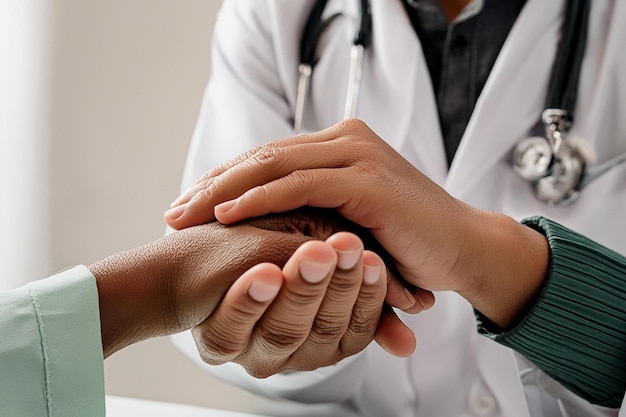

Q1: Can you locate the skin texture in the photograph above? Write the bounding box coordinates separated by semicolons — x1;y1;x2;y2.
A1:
165;119;549;330
91;208;418;374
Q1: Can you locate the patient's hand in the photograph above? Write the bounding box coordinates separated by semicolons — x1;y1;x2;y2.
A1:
192;208;420;377
93;207;419;370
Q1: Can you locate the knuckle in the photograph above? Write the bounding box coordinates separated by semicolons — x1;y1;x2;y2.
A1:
224;149;256;169
225;144;275;171
350;308;380;336
204;175;223;196
337;118;368;133
255;322;306;355
190;187;212;204
249;144;280;167
286;169;329;202
229;297;266;321
340;312;379;355
289;169;315;190
196;328;245;365
328;275;361;294
310;314;347;342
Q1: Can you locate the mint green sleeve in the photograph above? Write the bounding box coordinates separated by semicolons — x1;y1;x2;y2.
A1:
476;216;626;408
0;265;105;417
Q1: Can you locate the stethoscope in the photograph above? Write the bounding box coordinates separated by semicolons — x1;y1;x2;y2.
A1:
512;0;626;205
295;0;626;206
294;0;372;133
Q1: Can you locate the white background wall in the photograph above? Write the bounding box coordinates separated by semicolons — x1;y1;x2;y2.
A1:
2;0;263;412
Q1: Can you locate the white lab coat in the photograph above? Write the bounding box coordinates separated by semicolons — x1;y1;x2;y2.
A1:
173;0;626;416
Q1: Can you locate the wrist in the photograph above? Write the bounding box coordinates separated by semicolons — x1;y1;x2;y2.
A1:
89;241;175;358
456;210;550;330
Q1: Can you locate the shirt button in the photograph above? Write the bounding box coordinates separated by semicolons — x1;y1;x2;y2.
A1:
468;380;499;417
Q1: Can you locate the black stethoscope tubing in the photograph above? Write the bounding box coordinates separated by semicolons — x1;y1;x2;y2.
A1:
300;0;372;69
294;0;372;133
513;0;595;205
545;0;590;114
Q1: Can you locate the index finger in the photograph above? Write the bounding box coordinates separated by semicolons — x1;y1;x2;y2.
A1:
164;121;366;230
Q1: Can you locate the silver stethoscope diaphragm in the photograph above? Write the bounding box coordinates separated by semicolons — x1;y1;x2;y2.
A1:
513;136;555;182
513;109;586;206
533;144;584;206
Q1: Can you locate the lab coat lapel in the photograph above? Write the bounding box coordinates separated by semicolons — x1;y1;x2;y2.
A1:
361;0;448;182
445;0;565;198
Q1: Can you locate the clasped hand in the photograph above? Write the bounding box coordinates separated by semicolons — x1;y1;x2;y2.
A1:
105;209;421;378
190;212;419;378
166;119;550;334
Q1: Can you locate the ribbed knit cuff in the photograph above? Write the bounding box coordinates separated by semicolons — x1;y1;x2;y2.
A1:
476;216;626;408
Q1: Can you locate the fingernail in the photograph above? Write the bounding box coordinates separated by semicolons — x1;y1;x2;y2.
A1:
164;204;186;221
363;264;381;285
403;288;416;308
248;281;280;303
299;260;333;284
215;199;237;215
336;249;361;270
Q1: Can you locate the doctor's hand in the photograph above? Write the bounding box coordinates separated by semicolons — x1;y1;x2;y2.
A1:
165;119;549;330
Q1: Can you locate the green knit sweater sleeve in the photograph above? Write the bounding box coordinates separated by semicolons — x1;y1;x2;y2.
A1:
476;216;626;408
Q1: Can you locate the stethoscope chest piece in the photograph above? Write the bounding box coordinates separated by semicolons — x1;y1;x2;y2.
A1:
513;136;555;182
533;142;585;206
513;109;585;206
510;0;593;205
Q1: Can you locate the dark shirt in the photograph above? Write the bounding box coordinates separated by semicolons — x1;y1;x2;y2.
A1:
402;0;527;166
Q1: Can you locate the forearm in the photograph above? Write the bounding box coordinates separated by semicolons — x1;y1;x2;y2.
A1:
89;239;177;358
90;224;286;358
